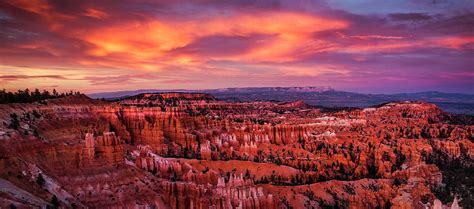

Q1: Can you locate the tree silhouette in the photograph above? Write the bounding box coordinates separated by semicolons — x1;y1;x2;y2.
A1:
0;89;81;104
36;173;45;187
8;113;19;130
50;195;60;208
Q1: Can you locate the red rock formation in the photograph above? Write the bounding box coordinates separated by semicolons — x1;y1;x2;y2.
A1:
0;94;472;208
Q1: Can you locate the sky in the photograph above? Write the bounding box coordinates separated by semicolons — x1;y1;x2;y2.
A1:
0;0;473;94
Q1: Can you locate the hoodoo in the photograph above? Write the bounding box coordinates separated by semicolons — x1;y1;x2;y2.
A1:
0;94;472;208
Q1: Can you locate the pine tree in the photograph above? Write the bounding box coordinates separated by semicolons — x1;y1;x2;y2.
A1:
50;195;60;208
8;113;19;130
36;173;45;187
0;89;81;103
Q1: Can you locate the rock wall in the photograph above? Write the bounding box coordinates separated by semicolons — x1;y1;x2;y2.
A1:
0;94;472;208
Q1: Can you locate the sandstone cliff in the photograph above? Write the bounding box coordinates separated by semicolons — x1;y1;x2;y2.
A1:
0;94;472;208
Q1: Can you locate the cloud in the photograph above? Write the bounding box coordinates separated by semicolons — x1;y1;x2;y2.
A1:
170;34;272;57
389;13;432;21
83;8;109;19
0;0;472;93
80;10;348;65
0;74;68;81
83;74;158;85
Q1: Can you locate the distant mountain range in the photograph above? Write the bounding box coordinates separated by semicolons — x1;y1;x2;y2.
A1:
88;87;474;115
87;86;334;99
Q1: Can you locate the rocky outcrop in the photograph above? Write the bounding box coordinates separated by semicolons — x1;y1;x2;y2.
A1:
0;94;472;208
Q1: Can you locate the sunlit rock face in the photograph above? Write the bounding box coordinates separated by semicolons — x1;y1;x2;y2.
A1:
0;94;472;208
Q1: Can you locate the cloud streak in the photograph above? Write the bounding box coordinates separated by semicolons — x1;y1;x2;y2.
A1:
0;74;68;81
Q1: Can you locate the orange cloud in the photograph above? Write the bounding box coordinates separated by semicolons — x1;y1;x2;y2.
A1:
6;0;74;31
6;0;51;15
82;11;348;68
84;8;109;19
350;35;404;40
343;35;474;53
435;36;474;49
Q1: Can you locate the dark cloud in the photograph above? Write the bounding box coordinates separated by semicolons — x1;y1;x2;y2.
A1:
389;13;432;21
419;12;474;35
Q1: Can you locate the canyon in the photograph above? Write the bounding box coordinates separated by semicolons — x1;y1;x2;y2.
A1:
88;87;474;115
0;93;472;208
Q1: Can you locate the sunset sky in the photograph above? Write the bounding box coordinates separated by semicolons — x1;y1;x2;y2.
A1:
0;0;473;93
